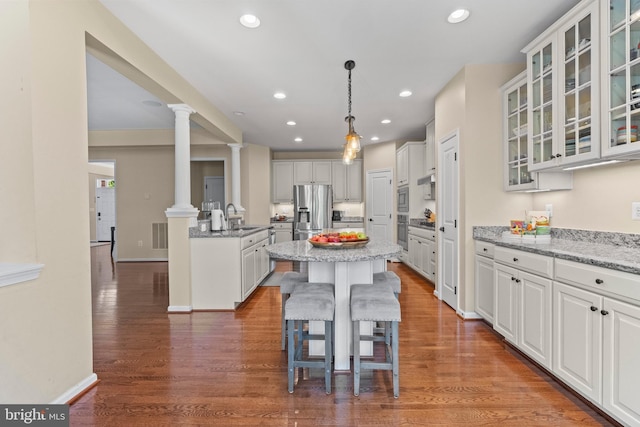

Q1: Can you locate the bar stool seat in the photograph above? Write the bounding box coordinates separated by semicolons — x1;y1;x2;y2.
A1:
351;283;401;398
373;271;401;296
285;282;335;394
280;271;308;350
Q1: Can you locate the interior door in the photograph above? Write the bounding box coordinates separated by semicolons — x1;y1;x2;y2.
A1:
204;176;225;207
438;132;459;311
365;169;393;242
96;186;116;241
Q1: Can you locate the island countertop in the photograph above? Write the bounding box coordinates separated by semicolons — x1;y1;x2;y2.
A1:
266;240;401;262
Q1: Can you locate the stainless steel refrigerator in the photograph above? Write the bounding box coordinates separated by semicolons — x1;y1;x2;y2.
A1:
293;184;332;241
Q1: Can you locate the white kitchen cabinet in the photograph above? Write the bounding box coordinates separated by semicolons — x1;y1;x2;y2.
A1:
502;72;573;191
474;242;495;323
407;226;435;282
272;222;293;243
553;257;640;426
331;160;362;202
241;233;270;300
272;161;294;203
493;247;553;370
601;0;640;161
396;145;409;186
523;0;600;171
293;161;332;185
425;119;436;176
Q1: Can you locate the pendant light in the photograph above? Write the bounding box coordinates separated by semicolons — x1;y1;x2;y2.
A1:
343;60;360;164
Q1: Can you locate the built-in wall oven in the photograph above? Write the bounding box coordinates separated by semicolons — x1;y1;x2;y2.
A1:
397;186;409;213
397;214;408;251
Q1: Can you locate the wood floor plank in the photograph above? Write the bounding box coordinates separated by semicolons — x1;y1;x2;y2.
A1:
69;246;618;426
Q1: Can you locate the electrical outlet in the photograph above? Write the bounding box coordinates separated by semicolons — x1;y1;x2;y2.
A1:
138;240;143;247
632;202;640;220
545;204;553;217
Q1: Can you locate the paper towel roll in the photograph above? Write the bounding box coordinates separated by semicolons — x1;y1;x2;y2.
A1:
211;209;224;231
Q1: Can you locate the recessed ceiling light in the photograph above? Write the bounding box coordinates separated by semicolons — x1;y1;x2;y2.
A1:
381;119;391;124
294;137;303;143
142;100;162;107
286;121;296;126
239;14;261;28
233;111;245;116
448;8;470;24
399;90;412;97
370;136;379;141
274;92;286;99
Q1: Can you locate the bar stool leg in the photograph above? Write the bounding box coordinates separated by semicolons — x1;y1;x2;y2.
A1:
287;319;295;393
324;320;332;394
281;293;289;351
353;320;361;396
392;321;399;398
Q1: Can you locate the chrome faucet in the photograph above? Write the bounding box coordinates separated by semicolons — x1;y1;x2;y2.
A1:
225;203;238;229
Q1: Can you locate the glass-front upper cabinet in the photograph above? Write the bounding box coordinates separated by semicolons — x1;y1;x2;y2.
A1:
524;0;599;171
560;3;600;166
502;72;533;190
527;36;556;171
602;0;640;158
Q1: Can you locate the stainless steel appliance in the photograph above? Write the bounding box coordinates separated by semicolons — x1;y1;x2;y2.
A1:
397;186;409;212
293;184;333;241
332;210;344;221
397;214;408;251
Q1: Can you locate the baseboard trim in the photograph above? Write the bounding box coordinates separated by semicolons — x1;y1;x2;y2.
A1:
52;373;98;404
168;305;193;313
458;310;483;320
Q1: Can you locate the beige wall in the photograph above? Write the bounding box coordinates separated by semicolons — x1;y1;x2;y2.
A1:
0;0;244;403
241;143;272;225
532;162;640;233
435;63;530;315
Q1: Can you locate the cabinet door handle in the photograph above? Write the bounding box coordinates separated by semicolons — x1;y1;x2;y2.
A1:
595;278;604;284
515;279;521;283
601;310;609;316
513;257;518;262
439;226;445;232
483;248;488;252
590;306;598;312
511;277;516;281
556;153;562;158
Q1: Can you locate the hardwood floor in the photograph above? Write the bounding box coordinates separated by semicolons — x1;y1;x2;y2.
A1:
70;245;617;426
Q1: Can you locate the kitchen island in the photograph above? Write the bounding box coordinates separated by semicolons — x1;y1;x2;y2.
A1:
267;239;402;370
190;225;274;310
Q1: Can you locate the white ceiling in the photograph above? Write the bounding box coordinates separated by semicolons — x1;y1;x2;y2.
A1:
90;0;581;152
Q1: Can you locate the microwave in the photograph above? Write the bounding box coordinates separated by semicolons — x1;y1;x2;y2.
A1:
397;186;409;212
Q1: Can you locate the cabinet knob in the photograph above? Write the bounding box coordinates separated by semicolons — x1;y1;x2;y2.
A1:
515;279;521;283
513;257;518;262
439;226;445;232
550;154;556;159
595;278;604;284
483;248;488;252
590;306;598;312
511;277;516;281
601;310;609;316
556;153;562;158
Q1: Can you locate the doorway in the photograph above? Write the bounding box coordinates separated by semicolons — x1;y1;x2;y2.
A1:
437;131;459;311
365;169;393;242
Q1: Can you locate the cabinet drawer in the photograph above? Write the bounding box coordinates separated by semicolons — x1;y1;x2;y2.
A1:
475;241;495;258
555;258;640;304
408;226;435;241
494;247;553;279
272;222;292;230
241;231;268;249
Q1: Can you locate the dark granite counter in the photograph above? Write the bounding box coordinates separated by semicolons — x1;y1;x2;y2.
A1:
473;226;640;275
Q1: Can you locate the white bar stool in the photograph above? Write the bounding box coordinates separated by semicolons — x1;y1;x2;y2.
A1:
280;271;308;350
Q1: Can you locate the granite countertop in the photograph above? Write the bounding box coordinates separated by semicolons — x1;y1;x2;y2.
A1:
337;216;364;223
270;218;293;223
190;224;273;238
409;218;436;230
473;226;640;275
266;240;401;262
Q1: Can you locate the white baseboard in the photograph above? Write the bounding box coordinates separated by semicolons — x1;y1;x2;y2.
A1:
168;305;192;313
458;310;483;320
51;373;98;404
118;258;168;262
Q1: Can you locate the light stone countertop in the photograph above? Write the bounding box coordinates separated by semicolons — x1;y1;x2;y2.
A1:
189;224;273;238
266;239;401;263
473;226;640;275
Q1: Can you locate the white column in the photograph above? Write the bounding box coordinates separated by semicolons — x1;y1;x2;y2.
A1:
167;104;197;213
227;143;245;211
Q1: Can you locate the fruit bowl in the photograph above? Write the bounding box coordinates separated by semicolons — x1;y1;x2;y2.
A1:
308;237;369;249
